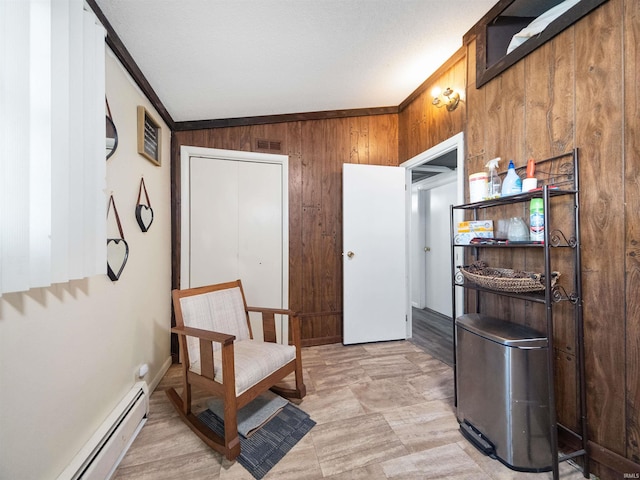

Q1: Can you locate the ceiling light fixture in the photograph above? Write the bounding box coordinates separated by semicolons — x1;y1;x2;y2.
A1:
431;86;460;112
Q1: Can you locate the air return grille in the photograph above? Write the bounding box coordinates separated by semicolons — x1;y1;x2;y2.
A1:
255;138;282;152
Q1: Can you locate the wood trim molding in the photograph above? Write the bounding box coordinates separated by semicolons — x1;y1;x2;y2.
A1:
301;336;342;347
173;106;399;131
462;0;512;45
86;0;175;130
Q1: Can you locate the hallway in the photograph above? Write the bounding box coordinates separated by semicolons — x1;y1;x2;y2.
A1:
410;307;454;366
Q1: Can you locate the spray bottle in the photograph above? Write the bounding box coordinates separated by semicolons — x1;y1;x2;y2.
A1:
485;157;501;199
501;160;523;196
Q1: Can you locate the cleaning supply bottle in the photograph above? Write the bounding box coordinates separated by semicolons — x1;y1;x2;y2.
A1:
485;157;501;199
522;158;538;192
501;160;522;196
530;198;544;241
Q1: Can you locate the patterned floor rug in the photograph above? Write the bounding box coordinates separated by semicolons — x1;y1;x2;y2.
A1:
198;401;316;479
206;391;289;437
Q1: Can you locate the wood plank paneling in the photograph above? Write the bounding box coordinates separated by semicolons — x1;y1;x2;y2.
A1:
399;93;424;161
465;38;486;177
484;62;526;164
321;118;343;338
463;38;486;316
398;57;466;162
523;31;575;160
556;351;579;432
369;114;398;166
523;26;577;359
624;0;640;465
300;120;328;340
286;124;303;314
480;62;528;324
575;0;626;456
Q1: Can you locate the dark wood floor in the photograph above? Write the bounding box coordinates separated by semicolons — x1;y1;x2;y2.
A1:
409;307;454;366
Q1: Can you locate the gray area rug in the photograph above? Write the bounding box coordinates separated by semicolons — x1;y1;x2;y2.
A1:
206;391;288;437
198;400;315;479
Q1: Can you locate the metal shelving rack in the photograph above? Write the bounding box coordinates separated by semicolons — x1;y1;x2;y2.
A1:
449;149;589;480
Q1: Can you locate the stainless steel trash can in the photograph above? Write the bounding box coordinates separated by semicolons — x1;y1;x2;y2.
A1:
455;313;552;472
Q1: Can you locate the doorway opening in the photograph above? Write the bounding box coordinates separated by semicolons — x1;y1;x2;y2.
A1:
400;133;465;365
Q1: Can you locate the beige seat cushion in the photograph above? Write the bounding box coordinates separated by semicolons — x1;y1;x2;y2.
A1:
190;339;296;396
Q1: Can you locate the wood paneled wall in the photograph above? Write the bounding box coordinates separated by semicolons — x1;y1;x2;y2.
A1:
399;50;467;160
172;114;398;346
454;0;639;477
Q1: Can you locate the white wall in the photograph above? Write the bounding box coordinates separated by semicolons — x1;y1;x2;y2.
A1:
0;49;172;479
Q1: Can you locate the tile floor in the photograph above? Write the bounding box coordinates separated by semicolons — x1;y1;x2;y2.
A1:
113;341;589;479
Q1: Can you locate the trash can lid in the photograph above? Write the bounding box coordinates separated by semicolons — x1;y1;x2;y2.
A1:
455;313;548;348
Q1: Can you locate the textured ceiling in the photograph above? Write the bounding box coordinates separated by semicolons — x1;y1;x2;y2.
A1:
95;0;497;123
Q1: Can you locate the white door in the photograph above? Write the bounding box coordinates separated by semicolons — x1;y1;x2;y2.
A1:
425;180;457;316
343;163;407;344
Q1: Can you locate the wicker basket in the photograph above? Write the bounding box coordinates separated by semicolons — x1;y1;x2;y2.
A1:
459;266;559;293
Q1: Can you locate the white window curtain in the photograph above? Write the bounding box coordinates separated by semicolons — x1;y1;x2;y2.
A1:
0;0;106;295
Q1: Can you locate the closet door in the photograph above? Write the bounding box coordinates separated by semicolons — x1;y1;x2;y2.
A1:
189;156;241;287
189;155;282;303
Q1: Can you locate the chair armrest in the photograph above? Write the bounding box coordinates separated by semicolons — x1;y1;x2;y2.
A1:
245;307;301;344
171;326;236;382
171;325;236;346
246;306;296;316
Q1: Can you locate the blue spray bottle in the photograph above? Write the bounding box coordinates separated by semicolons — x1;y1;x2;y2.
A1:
501;160;522;196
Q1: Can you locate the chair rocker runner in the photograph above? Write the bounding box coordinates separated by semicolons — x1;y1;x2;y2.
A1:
167;280;306;460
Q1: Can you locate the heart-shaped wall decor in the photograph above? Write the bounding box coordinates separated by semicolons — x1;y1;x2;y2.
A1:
136;178;154;232
107;238;129;281
135;204;154;232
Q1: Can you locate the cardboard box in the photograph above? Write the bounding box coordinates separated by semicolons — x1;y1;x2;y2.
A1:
455;220;494;245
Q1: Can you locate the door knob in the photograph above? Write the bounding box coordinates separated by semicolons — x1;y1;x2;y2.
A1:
424;247;431;252
347;251;355;258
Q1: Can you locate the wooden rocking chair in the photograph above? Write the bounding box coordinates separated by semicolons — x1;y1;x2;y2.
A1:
166;280;306;460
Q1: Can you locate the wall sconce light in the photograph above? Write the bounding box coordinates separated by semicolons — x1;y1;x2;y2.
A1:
431;87;460;112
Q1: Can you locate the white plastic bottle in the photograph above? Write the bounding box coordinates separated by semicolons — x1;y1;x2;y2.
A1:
501;160;522;196
485;157;501;199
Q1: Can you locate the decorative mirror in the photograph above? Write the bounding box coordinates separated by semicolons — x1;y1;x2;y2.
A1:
135;177;154;232
106;99;118;160
106;194;129;281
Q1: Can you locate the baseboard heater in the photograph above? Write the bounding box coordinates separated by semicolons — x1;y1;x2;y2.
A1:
57;382;149;480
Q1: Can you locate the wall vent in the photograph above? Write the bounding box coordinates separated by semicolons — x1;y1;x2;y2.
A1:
255;138;282;152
